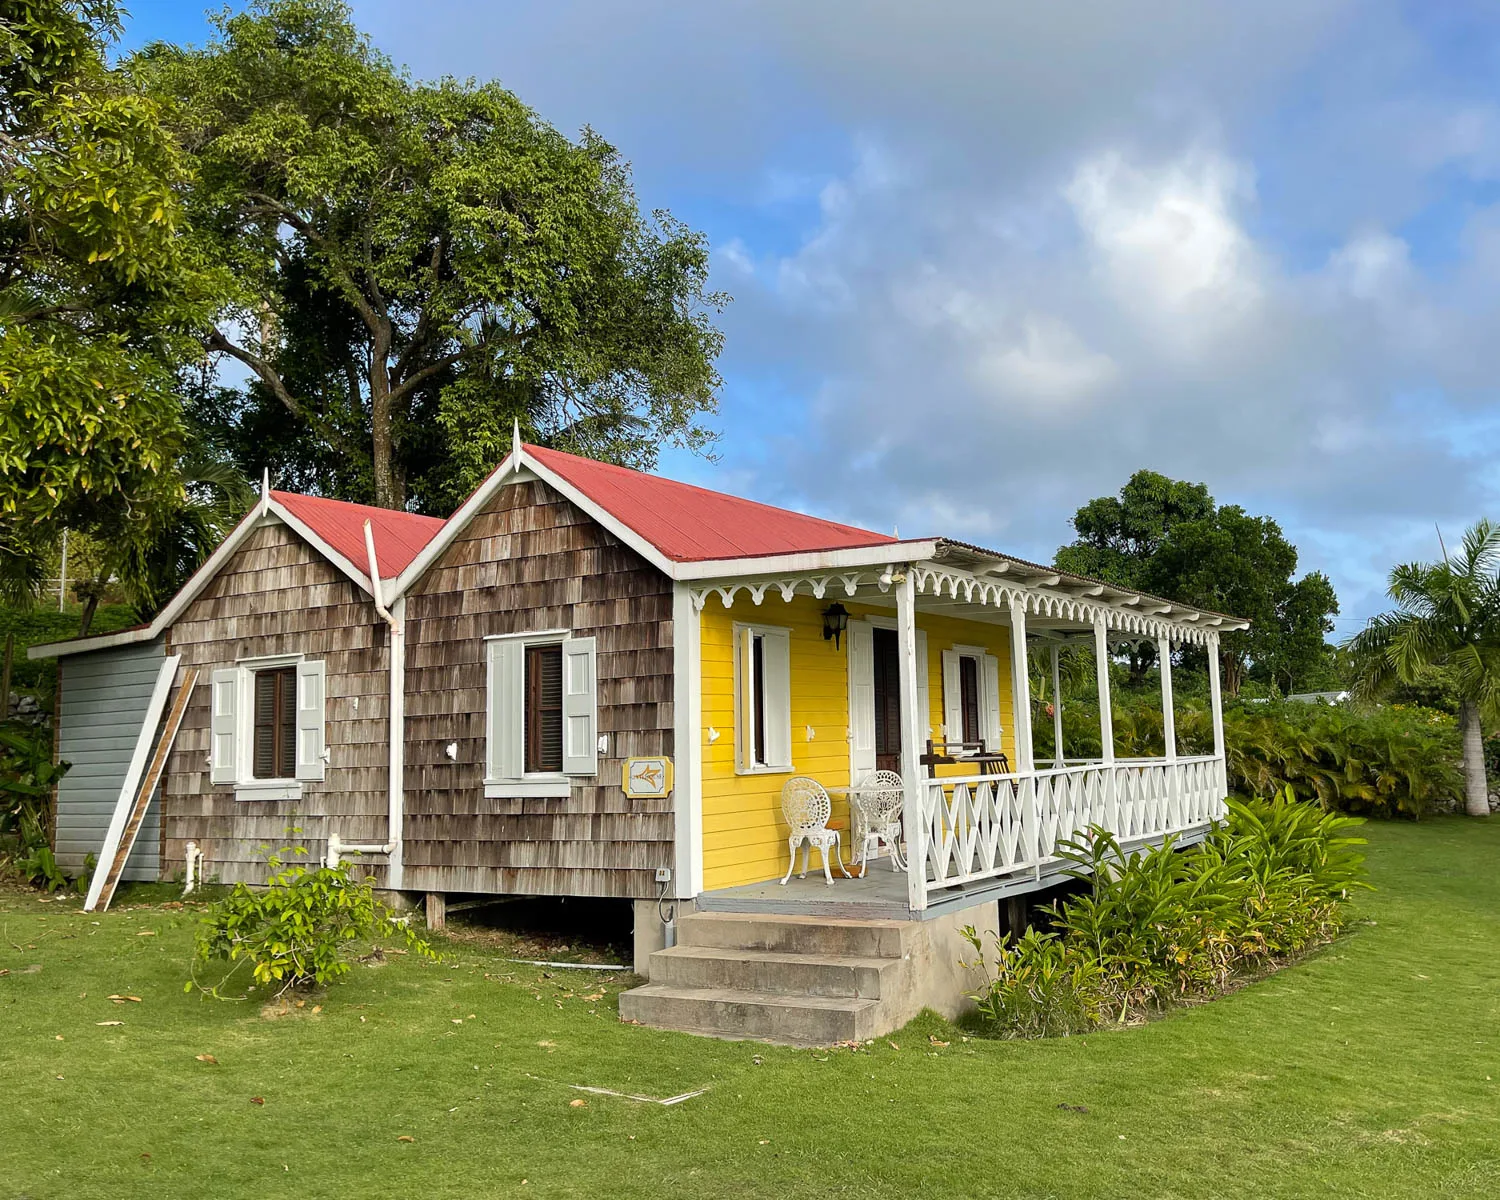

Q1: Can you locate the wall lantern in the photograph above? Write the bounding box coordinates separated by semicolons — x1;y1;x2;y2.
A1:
822;602;850;650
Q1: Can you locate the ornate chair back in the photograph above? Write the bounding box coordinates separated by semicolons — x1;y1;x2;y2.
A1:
781;776;833;836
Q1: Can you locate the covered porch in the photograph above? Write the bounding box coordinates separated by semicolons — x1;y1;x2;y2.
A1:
686;542;1245;920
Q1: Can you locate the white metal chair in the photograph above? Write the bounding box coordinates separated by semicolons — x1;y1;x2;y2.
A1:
779;776;846;886
854;769;906;876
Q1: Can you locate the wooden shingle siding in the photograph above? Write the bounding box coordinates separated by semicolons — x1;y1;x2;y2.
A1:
161;520;391;886
53;640;167;880
403;479;674;899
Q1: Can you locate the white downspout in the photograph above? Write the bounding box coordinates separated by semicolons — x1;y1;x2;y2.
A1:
325;521;404;881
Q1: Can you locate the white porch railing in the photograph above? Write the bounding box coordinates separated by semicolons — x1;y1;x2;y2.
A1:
910;755;1228;907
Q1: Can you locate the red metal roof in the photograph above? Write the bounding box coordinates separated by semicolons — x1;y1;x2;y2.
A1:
524;444;899;562
271;491;445;578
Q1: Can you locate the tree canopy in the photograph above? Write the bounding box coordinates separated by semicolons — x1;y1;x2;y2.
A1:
134;0;725;513
0;0;223;603
1056;470;1339;694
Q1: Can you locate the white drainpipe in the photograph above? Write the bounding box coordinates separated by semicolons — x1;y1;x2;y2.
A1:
324;521;406;885
182;841;203;897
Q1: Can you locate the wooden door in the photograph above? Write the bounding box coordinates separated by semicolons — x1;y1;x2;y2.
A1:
872;627;902;773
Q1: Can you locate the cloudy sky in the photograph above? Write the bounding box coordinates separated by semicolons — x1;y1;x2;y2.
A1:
129;2;1500;629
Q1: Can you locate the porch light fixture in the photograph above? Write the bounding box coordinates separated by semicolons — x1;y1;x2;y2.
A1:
822;602;850;650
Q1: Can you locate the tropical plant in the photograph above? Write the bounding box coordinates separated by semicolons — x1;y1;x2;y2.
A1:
190;847;436;998
1;0;226;592
1344;520;1500;816
964;795;1367;1037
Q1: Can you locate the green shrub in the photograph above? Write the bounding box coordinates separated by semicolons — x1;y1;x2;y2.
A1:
190;850;436;998
965;794;1367;1037
0;722;75;890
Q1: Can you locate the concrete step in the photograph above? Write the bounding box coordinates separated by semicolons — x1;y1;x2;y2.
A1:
675;910;913;959
648;944;898;998
618;982;885;1046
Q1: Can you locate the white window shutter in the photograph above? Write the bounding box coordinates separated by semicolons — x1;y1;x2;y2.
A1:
761;628;793;769
210;668;238;784
982;654;1004;754
846;621;876;779
561;636;598;776
487;640;524;781
294;659;326;781
941;650;962;742
916;630;931;741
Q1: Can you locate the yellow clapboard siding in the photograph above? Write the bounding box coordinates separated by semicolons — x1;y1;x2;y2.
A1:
697;594;1019;891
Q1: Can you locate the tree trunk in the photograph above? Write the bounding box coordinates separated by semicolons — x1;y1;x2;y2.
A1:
1;631;12;716
369;321;401;509
1460;700;1490;817
78;591;100;637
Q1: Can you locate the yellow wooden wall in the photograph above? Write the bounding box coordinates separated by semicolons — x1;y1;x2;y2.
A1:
698;596;1016;891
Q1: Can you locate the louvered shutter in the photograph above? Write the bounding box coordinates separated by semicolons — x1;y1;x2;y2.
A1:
294;659;326;781
761;628;793;769
846;621;876;779
941;650;962;742
981;653;1003;755
561;636;598;776
487;639;524;781
210;668;238;784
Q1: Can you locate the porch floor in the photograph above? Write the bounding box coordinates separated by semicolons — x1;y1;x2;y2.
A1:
695;825;1214;922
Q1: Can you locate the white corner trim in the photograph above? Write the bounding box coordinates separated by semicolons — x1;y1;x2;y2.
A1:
671;582;704;899
484;779;573;799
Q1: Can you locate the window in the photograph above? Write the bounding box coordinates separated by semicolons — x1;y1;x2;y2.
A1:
524;643;563;773
958;656;981;744
941;646;1001;751
734;624;792;773
252;666;298;779
486;633;597;798
209;656;326;800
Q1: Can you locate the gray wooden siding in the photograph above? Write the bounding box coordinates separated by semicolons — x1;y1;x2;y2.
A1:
54;639;166;881
403;478;675;900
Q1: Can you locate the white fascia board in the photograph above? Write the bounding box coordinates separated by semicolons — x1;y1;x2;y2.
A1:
388;447;680;596
30;499;273;660
670;540;940;581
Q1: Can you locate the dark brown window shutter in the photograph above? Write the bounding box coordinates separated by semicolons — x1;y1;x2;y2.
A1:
960;656;981;745
253;670;276;779
524;644;564;773
278;667;297;779
251;666;298;780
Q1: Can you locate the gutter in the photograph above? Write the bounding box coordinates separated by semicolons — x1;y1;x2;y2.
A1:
325;521;405;884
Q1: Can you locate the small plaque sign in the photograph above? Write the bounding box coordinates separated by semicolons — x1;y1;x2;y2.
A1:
621;756;673;799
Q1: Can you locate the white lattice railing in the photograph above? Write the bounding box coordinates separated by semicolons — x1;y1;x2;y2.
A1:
911;756;1228;906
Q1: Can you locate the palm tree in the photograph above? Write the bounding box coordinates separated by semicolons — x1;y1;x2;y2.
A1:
1345;520;1500;816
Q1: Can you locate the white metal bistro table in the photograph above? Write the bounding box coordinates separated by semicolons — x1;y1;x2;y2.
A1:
827;785;903;873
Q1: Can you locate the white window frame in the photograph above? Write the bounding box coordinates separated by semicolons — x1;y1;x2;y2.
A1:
732;622;794;775
215;653;327;802
942;643;1003;752
484;629;598;799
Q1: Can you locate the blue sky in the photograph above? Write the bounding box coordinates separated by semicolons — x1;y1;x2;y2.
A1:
123;2;1500;631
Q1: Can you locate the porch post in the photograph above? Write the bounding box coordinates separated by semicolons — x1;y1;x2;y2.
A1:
1007;598;1034;772
1208;633;1227;814
1050;644;1064;768
1093;616;1114;765
1157;635;1177;763
895;569;927;912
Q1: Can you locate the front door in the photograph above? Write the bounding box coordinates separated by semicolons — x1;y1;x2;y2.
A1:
872;628;902;773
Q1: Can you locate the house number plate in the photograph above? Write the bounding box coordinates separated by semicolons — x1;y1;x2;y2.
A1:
621;756;673;799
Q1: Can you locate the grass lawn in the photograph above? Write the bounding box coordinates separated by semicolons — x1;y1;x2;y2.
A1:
3;820;1499;1199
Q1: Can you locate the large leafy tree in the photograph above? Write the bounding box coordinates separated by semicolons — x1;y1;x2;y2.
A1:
1055;471;1215;684
0;0;222;602
1345;520;1500;817
134;0;725;513
1056;471;1338;694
